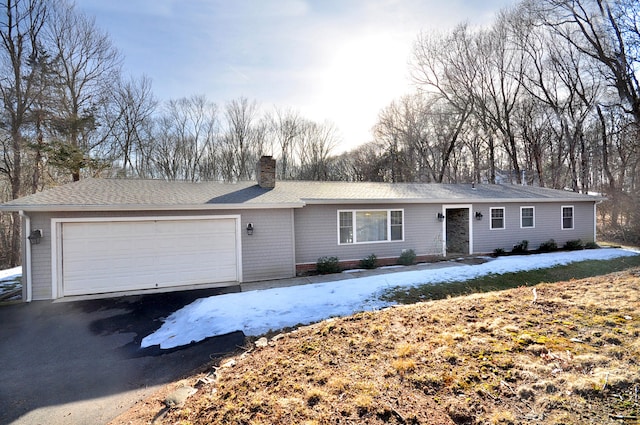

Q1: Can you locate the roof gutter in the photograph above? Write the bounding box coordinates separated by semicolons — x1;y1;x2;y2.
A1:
301;197;604;205
0;202;306;213
594;199;605;243
18;211;32;302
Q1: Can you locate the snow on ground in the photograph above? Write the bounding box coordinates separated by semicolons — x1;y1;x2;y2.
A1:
0;266;21;289
141;248;638;350
0;266;21;282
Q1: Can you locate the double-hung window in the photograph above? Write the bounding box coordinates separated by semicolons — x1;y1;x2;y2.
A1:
339;211;354;243
521;207;535;228
562;206;574;230
490;207;505;230
390;210;403;241
338;209;403;244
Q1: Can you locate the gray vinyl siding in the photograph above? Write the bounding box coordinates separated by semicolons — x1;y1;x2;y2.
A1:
472;201;595;253
25;209;295;300
294;203;444;265
295;201;597;264
25;213;53;301
239;208;295;282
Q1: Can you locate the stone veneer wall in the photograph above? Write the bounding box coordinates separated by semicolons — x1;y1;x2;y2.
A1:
257;156;276;189
446;208;469;254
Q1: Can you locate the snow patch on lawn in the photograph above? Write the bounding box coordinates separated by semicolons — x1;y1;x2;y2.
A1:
141;248;638;350
0;266;21;282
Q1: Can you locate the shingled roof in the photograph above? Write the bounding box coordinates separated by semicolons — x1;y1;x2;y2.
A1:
0;178;601;212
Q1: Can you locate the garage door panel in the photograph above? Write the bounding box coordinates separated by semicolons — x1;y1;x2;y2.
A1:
61;218;239;296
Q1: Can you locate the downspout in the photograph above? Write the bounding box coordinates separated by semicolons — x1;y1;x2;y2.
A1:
19;211;32;302
594;200;603;243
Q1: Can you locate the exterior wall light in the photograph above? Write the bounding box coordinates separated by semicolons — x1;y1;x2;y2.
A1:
246;223;254;235
475;211;483;220
28;229;43;244
437;212;445;222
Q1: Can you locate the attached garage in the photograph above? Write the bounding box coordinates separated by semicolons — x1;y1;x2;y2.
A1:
52;216;242;298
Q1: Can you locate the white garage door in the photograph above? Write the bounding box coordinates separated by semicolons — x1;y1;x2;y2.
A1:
61;218;239;296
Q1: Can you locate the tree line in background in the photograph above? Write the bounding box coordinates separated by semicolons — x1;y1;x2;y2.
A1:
1;0;639;266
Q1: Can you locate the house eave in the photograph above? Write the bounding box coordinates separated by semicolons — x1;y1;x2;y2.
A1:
301;197;602;205
0;202;305;213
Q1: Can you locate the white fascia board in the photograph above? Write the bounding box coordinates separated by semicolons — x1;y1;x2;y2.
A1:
0;202;305;212
471;198;602;204
301;198;600;205
0;197;601;211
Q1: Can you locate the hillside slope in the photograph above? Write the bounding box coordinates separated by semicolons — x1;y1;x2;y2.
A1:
112;269;640;425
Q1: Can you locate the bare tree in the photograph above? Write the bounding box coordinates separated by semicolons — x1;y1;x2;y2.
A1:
473;13;527;184
46;0;122;181
265;107;304;180
515;96;551;186
0;0;48;266
373;93;471;183
324;150;359;181
519;6;604;191
411;24;478;111
411;24;489;182
296;120;339;180
530;0;640;126
338;142;386;182
220;97;264;181
373;99;412;182
508;0;640;235
152;95;218;181
104;75;157;177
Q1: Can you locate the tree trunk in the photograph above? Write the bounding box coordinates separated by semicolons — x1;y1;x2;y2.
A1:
596;105;619;227
9;129;22;266
488;134;496;184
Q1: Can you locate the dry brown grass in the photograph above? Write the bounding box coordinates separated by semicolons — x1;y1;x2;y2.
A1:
111;268;640;425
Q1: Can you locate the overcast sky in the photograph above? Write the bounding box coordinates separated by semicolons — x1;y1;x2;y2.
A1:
75;0;518;153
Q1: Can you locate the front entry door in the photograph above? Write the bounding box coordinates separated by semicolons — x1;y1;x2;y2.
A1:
445;207;470;256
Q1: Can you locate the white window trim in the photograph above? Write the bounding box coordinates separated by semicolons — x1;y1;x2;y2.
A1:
520;206;535;229
337;209;404;245
561;205;574;230
490;207;505;230
442;204;473;256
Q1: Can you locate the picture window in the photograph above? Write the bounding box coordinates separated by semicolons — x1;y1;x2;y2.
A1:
338;209;403;244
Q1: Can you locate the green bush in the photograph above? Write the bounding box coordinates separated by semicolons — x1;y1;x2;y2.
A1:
360;253;378;269
316;256;340;274
538;239;558;253
512;240;529;254
398;249;417;266
584;241;600;249
564;239;584;250
493;248;506;257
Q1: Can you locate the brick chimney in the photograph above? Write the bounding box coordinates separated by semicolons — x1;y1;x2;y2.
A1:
257;156;276;189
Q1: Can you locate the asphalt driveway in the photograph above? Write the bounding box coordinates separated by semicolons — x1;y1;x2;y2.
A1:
0;287;244;425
